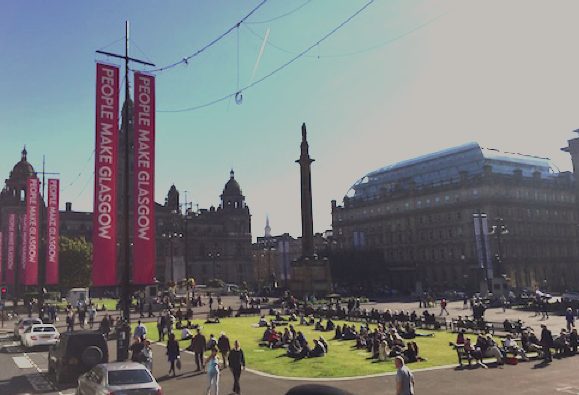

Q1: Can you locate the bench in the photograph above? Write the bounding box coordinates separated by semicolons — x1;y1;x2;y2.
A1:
420;316;448;330
235;307;261;317
451;319;494;334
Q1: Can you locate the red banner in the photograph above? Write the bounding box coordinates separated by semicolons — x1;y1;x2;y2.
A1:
20;213;27;283
0;231;3;284
133;72;156;284
25;178;40;285
46;179;60;285
92;63;120;286
6;214;16;285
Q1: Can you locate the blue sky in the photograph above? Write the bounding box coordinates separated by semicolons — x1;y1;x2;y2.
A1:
2;0;579;239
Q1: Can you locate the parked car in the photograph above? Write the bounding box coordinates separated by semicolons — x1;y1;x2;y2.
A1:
21;324;59;348
76;362;162;395
48;330;108;384
14;317;43;340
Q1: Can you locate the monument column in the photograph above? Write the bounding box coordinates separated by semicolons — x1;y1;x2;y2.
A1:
296;123;315;257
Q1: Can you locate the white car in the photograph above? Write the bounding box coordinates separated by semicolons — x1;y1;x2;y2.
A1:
76;362;162;395
14;317;43;340
21;324;59;348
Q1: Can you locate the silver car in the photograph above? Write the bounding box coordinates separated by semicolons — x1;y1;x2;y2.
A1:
76;362;162;395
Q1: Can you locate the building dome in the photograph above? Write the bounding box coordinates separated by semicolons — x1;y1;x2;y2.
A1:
223;169;242;196
10;147;35;181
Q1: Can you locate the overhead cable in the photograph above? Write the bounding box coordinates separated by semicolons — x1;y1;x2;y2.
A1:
246;0;312;24
148;0;268;73
158;0;375;113
244;11;447;59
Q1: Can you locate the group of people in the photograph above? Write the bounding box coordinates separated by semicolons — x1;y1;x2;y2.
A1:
63;302;99;332
338;322;428;364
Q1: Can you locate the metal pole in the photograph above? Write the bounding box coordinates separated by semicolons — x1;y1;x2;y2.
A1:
38;156;46;318
121;19;131;325
184;212;190;308
477;210;491;294
170;238;174;283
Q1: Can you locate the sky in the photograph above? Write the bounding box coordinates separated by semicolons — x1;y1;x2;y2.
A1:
2;0;579;240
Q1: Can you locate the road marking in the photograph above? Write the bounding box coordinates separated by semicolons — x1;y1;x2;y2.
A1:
557;387;579;394
13;356;34;368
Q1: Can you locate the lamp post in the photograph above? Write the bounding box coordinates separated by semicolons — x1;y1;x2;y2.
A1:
161;231;183;284
489;217;509;277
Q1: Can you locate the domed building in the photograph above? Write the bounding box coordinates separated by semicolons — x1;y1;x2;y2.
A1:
0;147;36;207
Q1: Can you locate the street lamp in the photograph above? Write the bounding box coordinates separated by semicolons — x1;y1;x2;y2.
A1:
489;217;509;277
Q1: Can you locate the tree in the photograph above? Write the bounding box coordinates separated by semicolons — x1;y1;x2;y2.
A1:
59;236;92;288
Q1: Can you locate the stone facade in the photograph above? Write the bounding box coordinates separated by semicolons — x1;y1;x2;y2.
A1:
332;142;579;293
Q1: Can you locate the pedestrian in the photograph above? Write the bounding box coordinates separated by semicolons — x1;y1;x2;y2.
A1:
540;324;553;363
166;333;180;377
205;347;220;395
66;311;74;332
439;298;449;316
228;340;245;394
218;332;231;367
88;304;96;329
99;315;111;339
191;328;207;371
463;295;468;310
566;307;575;332
158;314;166;342
209;296;214;311
130;337;145;363
148;302;154;318
139;299;145;318
394;355;414;395
142;339;153;372
134;320;147;341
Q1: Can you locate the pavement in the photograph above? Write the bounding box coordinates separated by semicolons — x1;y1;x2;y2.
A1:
0;299;575;395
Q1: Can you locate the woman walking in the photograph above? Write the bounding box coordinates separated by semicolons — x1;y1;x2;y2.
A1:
205;347;221;395
166;333;180;377
228;340;245;394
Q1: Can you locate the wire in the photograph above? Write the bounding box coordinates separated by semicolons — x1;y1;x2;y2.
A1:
244;11;447;59
149;0;268;73
246;0;312;24
158;0;375;113
74;171;94;200
97;37;124;52
61;150;95;191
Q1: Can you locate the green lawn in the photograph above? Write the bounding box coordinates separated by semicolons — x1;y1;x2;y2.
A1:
136;316;458;378
56;298;118;311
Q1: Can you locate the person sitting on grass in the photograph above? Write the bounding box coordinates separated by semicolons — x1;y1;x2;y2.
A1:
315;318;324;331
289;313;298;321
287;339;303;358
309;339;326;358
319;336;329;353
282;328;293;345
503;334;529;361
275;311;285;322
268;330;283;349
181;327;192;341
342;325;357;340
300;315;307;325
326;319;335;332
308;316;315;326
258;315;268;327
334;324;342;340
205;317;220;324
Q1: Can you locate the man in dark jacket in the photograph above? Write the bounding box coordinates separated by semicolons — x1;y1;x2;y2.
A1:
541;324;553;362
218;332;231;367
228;340;245;394
191;328;206;371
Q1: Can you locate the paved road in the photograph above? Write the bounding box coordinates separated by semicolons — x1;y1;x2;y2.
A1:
0;298;574;395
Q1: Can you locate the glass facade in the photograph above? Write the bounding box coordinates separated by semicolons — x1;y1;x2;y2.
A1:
347;142;556;201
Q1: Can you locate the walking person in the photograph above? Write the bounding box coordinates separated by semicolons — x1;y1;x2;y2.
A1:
142;340;153;372
217;332;231;367
191;328;207;371
394;356;414;395
565;307;575;332
540;324;553;363
439;298;449;316
166;333;180;377
205;347;221;395
228;340;245;394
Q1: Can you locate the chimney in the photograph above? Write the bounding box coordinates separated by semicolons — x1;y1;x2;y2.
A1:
65;202;72;212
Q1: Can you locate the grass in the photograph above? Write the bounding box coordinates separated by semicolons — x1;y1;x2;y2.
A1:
56;298;118;311
135;316;459;378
